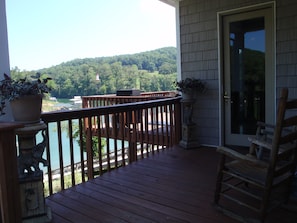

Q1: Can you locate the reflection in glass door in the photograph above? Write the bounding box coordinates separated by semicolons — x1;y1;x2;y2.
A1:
223;8;274;146
230;18;265;134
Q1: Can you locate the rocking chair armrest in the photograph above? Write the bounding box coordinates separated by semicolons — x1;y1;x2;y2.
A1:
254;122;275;139
256;121;275;129
216;146;269;168
248;136;272;150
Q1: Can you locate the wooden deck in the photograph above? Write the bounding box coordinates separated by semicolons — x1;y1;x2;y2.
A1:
46;146;297;223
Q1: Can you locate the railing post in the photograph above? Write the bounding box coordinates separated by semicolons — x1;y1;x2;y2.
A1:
175;100;182;144
128;130;137;163
0;123;23;223
86;118;94;179
127;111;137;163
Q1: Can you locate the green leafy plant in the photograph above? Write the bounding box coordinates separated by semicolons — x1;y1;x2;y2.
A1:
173;77;206;94
0;72;52;115
69;122;106;157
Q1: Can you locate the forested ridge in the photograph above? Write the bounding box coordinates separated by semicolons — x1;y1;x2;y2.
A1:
11;47;177;99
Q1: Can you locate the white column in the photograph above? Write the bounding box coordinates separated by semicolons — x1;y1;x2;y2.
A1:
0;0;10;75
159;0;181;81
175;1;181;81
0;0;13;121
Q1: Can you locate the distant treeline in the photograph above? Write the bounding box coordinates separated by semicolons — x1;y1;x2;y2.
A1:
10;47;177;99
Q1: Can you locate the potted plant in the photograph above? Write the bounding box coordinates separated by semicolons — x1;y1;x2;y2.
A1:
174;77;206;99
0;72;52;123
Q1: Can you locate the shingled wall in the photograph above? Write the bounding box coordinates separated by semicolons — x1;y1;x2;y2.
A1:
179;0;297;146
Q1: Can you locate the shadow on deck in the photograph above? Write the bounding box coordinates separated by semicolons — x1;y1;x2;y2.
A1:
46;146;297;223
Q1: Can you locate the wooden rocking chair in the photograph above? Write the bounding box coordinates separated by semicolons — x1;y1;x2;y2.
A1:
214;88;297;223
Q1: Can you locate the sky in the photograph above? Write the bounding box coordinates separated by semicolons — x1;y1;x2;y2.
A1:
6;0;176;71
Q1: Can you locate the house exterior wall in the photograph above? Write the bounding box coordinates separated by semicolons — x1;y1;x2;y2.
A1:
179;0;297;146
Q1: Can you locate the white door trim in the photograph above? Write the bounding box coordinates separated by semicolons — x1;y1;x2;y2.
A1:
217;2;276;146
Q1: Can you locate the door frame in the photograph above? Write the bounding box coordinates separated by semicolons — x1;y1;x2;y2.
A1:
217;2;276;146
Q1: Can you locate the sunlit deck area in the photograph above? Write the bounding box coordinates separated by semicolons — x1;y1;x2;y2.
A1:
1;94;296;223
46;146;297;223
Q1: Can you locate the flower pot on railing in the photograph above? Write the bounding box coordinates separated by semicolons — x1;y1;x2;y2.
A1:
0;72;52;121
182;92;194;100
173;77;206;98
10;94;42;124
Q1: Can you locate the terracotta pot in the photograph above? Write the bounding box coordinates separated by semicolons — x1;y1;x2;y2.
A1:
10;95;42;124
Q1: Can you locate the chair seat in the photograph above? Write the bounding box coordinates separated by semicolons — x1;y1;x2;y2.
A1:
226;160;268;185
226;160;294;187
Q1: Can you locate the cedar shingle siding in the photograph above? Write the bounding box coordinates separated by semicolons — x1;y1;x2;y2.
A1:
179;0;297;146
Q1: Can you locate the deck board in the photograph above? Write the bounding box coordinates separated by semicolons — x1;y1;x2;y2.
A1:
46;146;297;223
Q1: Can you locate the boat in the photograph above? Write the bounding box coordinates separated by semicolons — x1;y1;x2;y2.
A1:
70;96;82;104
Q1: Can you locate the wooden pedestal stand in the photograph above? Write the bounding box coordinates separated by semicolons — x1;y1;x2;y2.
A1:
15;121;51;223
179;98;200;149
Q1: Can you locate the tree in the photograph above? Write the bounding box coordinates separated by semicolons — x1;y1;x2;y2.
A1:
14;47;178;98
72;123;106;157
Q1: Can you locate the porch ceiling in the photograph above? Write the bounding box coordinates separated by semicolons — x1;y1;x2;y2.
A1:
158;0;181;7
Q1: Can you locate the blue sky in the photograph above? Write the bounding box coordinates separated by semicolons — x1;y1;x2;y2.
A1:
6;0;176;70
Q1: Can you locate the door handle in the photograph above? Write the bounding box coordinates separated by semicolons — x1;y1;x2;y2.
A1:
224;92;230;99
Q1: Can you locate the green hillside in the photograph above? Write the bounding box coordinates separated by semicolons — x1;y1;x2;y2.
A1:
10;47;177;99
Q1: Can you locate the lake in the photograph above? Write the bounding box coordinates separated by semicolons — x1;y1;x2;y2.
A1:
37;123;128;173
39;99;128;172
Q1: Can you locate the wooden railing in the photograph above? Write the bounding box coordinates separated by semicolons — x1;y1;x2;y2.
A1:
41;96;181;196
0;95;181;222
82;91;176;108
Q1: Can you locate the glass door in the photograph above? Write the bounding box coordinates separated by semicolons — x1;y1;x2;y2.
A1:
223;8;274;146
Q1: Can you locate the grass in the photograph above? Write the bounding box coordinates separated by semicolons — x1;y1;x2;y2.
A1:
44;171;87;197
43;164;121;197
42;99;59;112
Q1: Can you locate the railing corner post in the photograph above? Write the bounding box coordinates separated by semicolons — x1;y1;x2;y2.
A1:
0;123;23;223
